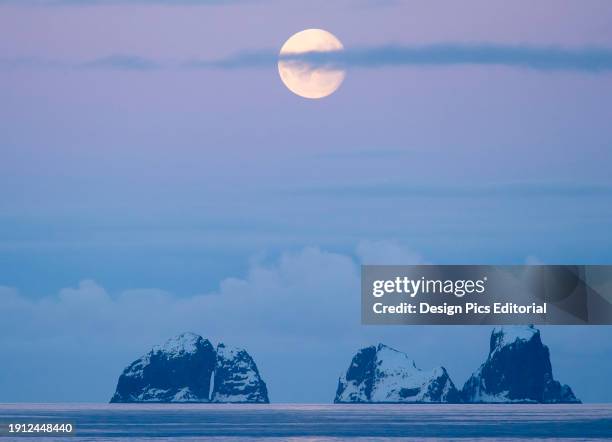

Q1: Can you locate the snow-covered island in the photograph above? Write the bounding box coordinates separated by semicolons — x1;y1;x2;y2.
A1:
334;343;460;403
336;326;579;404
110;326;578;405
110;332;269;403
461;325;580;403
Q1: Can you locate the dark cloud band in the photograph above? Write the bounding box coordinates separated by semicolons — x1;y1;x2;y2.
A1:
3;44;612;73
218;44;612;72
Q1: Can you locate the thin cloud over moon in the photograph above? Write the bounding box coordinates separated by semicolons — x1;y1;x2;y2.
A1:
208;44;612;72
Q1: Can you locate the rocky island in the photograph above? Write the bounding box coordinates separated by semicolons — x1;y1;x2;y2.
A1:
334;343;460;403
110;332;269;403
336;326;579;404
462;325;580;403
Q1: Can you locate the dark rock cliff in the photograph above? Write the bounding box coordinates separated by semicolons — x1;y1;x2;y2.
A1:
462;325;580;403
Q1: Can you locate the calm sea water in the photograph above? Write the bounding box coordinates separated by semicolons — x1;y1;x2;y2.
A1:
1;403;611;441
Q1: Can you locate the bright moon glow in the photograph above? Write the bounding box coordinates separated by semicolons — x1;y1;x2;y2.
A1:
278;29;346;99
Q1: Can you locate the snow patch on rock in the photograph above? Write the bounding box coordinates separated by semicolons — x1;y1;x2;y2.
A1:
152;332;201;358
490;325;538;355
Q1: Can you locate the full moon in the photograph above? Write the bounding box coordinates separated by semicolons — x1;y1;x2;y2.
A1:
278;29;346;99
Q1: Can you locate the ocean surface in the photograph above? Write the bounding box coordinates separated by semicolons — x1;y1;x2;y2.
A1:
1;403;611;441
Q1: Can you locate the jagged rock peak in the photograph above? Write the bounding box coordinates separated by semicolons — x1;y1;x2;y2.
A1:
462;325;580;404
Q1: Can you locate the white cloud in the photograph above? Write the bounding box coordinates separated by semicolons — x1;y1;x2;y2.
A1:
0;247;359;345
